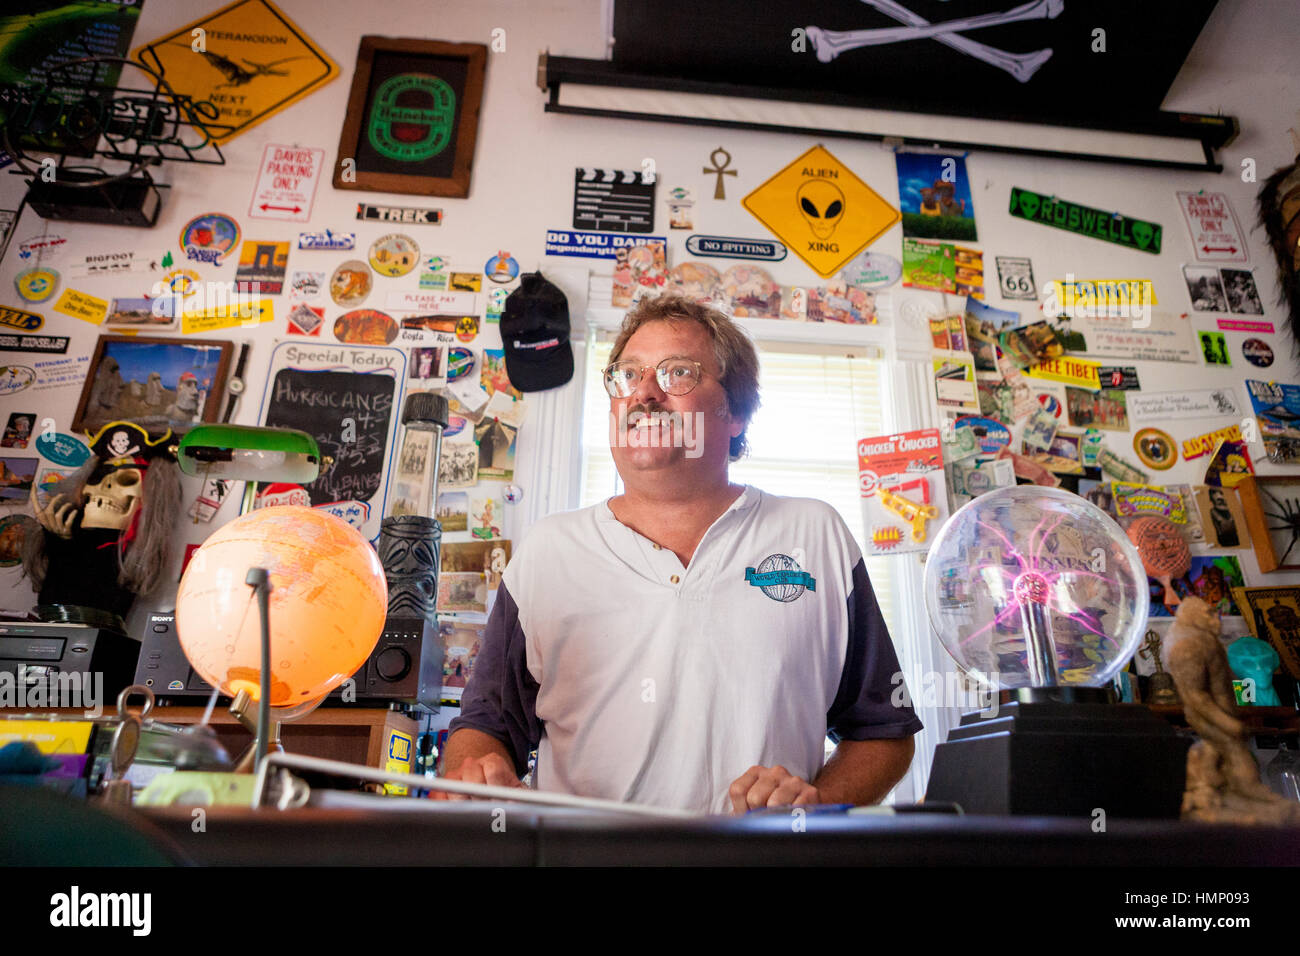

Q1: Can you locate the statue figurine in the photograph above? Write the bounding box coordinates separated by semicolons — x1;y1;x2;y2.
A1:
1165;597;1300;826
22;421;181;621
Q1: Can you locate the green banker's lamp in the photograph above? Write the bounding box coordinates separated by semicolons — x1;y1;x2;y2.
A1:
176;424;324;515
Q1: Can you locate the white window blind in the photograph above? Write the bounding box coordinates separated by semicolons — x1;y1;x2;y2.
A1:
579;335;895;635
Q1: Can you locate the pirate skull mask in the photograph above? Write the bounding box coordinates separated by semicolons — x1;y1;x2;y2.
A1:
81;464;142;531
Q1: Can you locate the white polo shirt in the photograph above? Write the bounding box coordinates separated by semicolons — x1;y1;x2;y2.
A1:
450;485;921;814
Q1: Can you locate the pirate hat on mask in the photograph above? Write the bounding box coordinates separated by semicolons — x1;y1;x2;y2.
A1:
85;420;176;466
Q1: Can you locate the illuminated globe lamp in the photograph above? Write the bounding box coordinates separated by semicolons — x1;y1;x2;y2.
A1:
175;506;388;771
173;425;385;772
922;486;1191;817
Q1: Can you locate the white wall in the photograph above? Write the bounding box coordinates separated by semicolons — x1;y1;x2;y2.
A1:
3;0;1299;632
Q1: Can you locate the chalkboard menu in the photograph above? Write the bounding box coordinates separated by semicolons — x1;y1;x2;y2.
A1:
263;368;394;505
256;342;406;541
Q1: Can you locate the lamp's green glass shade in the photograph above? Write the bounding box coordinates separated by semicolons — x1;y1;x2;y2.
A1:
177;425;321;483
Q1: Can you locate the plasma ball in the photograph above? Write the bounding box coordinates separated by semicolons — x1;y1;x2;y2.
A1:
1013;571;1050;605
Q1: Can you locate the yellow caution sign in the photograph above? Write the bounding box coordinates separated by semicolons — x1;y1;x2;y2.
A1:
743;145;899;278
133;0;338;145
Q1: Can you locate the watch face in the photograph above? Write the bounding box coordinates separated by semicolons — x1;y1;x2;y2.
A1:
227;378;245;395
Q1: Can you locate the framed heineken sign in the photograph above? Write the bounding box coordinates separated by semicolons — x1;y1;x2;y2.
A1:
333;37;487;198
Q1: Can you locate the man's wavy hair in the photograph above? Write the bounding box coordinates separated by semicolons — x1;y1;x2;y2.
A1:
610;293;761;461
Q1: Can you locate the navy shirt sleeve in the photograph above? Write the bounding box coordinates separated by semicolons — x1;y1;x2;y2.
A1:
826;558;924;741
447;582;542;776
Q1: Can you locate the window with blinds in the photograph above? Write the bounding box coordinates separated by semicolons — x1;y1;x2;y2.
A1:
578;335;896;635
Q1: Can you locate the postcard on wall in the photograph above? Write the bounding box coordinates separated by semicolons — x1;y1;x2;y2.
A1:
441;539;511;588
437;439;479;490
467;490;504;540
436;490;468;532
1146;556;1244;618
932;350;979;413
1048;312;1197;364
964;297;1019;372
894;152;977;242
440;619;486;702
1065;386;1128;431
1245;380;1300;459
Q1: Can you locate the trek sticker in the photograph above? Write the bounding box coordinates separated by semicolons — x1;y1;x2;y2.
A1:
1176;191;1247;263
179;213;240;265
131;0;339;144
52;288;108;324
15;267;59;303
1009;187;1162;254
995;256;1036;300
685;235;787;261
249;144;324;222
0;333;68;354
357;203;442;225
0;305;42;331
744;554;816;602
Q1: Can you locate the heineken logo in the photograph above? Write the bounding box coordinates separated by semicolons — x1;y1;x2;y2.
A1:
1010;187;1162;254
368;73;455;163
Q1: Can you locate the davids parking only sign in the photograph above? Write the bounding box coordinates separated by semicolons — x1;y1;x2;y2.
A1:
250;144;325;222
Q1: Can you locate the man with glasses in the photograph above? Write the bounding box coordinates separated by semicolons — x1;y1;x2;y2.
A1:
440;293;920;814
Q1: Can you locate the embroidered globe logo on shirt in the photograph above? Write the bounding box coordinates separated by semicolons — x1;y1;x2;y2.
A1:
744;553;816;602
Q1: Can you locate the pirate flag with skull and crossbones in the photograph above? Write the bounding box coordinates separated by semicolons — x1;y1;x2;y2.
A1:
21;421;182;622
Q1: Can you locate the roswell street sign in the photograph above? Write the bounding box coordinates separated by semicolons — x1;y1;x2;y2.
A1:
1009;187;1162;254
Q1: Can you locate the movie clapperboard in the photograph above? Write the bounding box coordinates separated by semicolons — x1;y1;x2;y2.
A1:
572;168;656;233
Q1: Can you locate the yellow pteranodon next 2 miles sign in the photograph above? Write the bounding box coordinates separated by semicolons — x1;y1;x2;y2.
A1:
133;0;337;144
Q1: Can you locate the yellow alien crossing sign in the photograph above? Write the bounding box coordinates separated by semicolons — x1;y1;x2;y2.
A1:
742;145;900;278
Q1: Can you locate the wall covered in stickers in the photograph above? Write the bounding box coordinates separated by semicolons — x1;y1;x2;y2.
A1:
1;0;1299;688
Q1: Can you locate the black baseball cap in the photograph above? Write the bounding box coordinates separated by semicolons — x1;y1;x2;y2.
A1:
501;272;573;392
